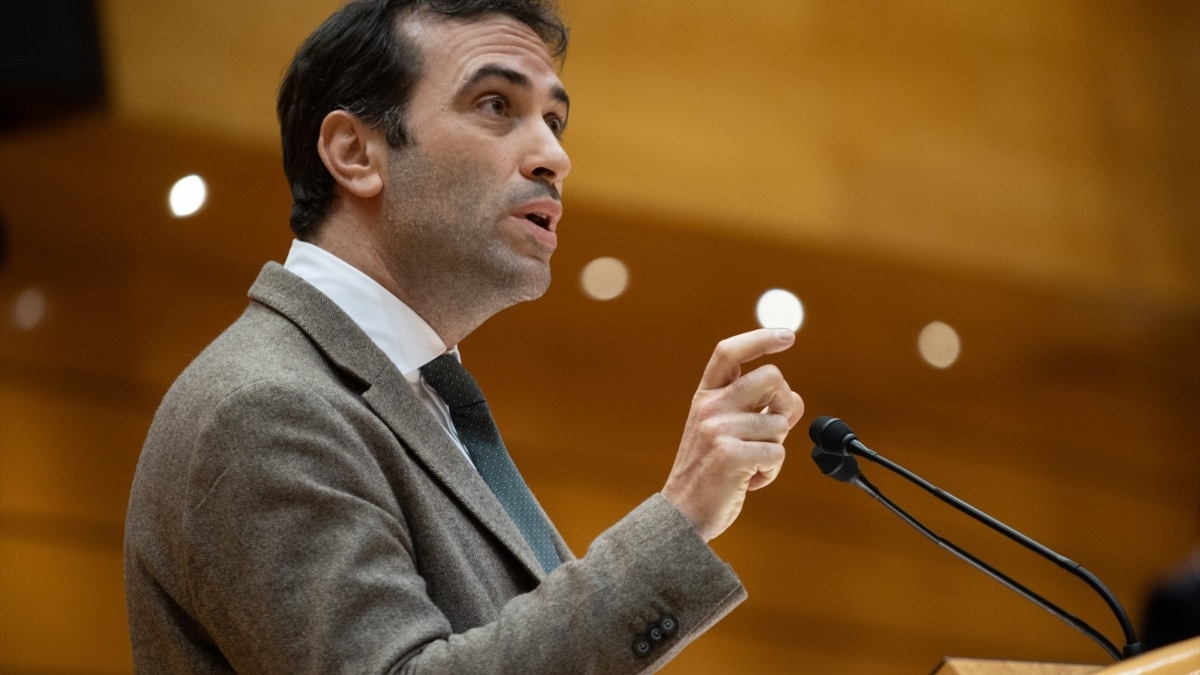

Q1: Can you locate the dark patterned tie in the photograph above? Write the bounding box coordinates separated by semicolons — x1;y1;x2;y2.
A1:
419;354;561;574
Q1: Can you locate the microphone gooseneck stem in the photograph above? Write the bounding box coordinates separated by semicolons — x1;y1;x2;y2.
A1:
850;475;1122;661
852;444;1142;657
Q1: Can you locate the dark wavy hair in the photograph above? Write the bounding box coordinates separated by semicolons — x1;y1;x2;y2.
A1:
277;0;569;240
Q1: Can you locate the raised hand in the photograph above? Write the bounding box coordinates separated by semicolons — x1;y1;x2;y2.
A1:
661;329;804;542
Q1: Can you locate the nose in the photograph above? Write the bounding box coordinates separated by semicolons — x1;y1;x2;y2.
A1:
520;120;571;187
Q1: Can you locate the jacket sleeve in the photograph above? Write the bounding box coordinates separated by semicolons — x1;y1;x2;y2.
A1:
182;378;746;675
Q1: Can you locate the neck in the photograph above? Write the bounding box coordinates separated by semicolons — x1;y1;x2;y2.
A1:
391;282;497;348
310;215;514;348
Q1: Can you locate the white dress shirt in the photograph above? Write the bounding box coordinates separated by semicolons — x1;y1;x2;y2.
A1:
283;240;473;465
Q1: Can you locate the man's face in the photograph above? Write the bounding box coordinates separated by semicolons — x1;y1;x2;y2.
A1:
378;12;571;315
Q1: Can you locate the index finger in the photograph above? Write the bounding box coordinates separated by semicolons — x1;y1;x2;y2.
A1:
699;328;796;390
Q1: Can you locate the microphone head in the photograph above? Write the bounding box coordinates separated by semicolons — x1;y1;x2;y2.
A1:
809;416;863;482
809;416;859;453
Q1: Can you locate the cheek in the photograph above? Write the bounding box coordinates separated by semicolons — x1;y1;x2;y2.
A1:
386;139;511;225
431;150;508;207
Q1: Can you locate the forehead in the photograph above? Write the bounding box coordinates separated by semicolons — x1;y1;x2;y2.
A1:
400;12;562;95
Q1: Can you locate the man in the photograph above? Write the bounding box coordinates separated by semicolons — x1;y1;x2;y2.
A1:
124;0;804;672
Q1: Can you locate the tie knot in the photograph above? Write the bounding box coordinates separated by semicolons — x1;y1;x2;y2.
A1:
420;354;486;409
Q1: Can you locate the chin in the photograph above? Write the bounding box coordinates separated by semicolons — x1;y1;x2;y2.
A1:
515;275;552;303
507;265;552;304
482;256;552;308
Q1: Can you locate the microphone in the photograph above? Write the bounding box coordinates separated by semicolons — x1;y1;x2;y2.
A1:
809;416;1142;660
809;417;862;482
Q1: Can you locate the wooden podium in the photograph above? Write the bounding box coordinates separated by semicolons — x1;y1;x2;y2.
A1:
931;637;1200;675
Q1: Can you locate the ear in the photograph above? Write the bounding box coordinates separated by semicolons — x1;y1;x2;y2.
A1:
316;109;385;199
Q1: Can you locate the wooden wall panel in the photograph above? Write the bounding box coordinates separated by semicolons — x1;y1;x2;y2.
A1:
0;539;129;675
0;379;146;521
96;0;1200;309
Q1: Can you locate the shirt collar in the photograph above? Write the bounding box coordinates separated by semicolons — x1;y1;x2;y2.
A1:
282;240;450;382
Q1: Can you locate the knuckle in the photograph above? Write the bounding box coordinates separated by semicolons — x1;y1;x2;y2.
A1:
691;396;715;417
696;416;725;440
763;415;788;435
714;436;741;459
756;364;783;381
695;396;724;419
713;339;735;361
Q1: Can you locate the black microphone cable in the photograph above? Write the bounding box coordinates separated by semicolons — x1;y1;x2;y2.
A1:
810;416;1142;660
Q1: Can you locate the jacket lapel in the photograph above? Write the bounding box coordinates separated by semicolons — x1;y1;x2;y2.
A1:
247;262;548;581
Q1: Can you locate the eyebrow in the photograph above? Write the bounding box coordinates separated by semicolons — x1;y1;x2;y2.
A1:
460;64;570;110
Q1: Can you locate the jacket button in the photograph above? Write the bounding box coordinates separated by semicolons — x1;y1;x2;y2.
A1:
647;623;664;642
659;613;679;636
632;634;652;658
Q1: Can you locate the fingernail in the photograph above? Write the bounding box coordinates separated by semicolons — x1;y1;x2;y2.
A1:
775;329;795;341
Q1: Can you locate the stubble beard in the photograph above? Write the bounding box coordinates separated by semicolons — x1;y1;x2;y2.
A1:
380;145;552;339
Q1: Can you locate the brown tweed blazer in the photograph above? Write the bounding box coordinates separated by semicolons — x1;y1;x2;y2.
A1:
124;263;745;674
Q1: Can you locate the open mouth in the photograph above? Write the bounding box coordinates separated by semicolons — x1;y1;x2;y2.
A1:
525;213;551;229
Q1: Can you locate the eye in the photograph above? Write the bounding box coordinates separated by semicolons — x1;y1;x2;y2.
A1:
479;96;508;116
545;114;567;138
